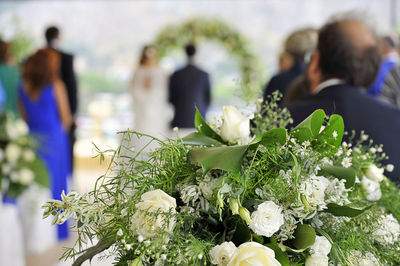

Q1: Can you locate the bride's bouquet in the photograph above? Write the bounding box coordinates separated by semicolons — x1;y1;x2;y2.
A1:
0;114;48;199
43;96;400;266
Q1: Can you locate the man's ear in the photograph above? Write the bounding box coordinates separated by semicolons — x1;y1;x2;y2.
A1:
307;51;321;94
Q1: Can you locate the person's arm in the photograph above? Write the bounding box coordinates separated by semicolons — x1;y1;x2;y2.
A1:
168;74;176;105
53;80;73;131
17;99;27;122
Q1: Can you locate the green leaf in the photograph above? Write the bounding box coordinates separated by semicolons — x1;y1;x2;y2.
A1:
232;220;251;245
182;132;223;146
318;114;344;147
194;108;225;143
252;234;264;244
253;128;287;146
292;109;325;142
324;203;373;217
188;145;249;172
29;158;50;188
292;224;316;250
320;166;356;188
265;242;290;266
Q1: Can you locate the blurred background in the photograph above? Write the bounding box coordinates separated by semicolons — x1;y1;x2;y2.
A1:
1;1;399;265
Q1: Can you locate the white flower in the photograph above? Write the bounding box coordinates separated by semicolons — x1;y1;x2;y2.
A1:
361;134;369;141
325;178;350;205
161;254;167;260
5;143;21;163
117;228;123;236
335;148;343;156
385;164;394;173
373;214;400;244
354;147;361;153
361;176;381;201
180;184;201;205
22;149;35;162
18;168;35;185
365;164;384;182
342;141;348;147
220;106;251;145
309;236;331;256
6;119;29;139
227;242;280;266
199;178;216;199
131;189;177;238
341;157;352;168
137;235;144;243
369;147;376;154
332;131;338;139
249;201;284;237
305;255;328;266
301;175;330;207
210;242;237;266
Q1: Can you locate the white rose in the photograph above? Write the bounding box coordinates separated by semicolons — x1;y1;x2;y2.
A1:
365;164;384;182
210;241;237;266
249;201;284;237
6;119;29;139
305;255;328;266
302;175;330;207
22;149;36;162
373;214;400;244
131;189;176;237
309;236;331;256
220;106;250;145
227;242;281;266
15;119;29;136
18;169;34;185
5;143;21;163
361;176;381;201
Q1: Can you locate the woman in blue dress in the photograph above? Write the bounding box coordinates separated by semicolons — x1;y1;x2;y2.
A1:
18;48;73;240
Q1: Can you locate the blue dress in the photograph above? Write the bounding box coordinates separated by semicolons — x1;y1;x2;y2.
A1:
18;84;71;240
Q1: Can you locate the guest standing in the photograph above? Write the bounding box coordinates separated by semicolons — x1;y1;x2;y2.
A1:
287;16;400;183
0;40;20;115
18;48;72;240
367;35;399;98
45;26;77;171
169;43;211;128
130;45;170;137
263;28;317;103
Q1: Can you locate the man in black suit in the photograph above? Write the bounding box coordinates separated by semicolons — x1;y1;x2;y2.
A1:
169;44;211;128
288;17;400;182
45;26;78;171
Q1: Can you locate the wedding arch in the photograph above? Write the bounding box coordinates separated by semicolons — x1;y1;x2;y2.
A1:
154;17;261;101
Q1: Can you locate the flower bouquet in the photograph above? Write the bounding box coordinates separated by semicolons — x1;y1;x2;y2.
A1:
43;99;400;266
0;114;49;199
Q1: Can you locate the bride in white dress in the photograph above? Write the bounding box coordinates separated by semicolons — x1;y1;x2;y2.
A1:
129;45;171;139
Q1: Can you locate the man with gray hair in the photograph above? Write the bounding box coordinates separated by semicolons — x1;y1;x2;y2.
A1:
288;17;400;183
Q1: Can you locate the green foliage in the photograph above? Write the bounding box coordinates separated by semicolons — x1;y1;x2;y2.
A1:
292;224;316;250
252;91;293;135
324;203;373;218
154;17;262;101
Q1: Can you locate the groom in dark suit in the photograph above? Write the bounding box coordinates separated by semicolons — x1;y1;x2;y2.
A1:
169;44;211;128
45;26;78;171
288;17;400;182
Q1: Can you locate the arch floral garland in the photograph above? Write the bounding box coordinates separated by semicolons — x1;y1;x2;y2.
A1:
154;17;262;101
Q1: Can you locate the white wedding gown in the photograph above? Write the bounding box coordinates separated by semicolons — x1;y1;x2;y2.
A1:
127;66;172;156
130;66;172;138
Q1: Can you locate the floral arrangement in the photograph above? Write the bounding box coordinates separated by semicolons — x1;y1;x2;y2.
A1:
154;17;261;101
0;114;48;199
43;99;400;266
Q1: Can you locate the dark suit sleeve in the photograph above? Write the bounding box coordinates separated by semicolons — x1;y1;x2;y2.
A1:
61;54;78;115
168;73;176;105
205;73;211;107
263;77;275;102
